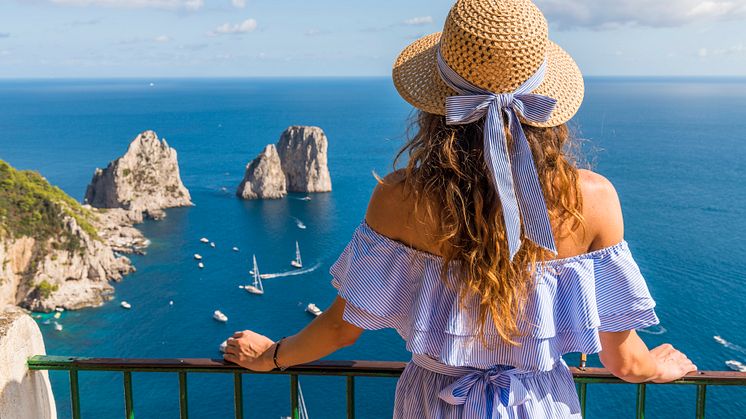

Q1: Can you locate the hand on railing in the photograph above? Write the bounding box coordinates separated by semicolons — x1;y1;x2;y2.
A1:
223;330;276;372
650;344;698;383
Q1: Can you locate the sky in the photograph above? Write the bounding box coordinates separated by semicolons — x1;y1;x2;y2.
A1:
0;0;745;78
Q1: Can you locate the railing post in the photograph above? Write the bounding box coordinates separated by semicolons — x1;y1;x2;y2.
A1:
123;371;134;419
70;369;81;419
178;372;188;419
233;372;243;419
346;376;355;419
696;384;707;419
636;384;646;419
577;382;587;418
290;374;299;419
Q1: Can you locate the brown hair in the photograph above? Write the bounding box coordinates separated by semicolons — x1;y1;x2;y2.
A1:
395;111;584;345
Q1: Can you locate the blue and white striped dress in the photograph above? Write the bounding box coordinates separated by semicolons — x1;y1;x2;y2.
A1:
331;222;659;418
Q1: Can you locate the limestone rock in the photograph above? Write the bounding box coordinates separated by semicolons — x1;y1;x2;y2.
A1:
84;130;192;219
276;126;332;193
237;145;287;200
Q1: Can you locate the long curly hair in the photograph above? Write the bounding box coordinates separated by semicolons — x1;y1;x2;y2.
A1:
394;111;584;345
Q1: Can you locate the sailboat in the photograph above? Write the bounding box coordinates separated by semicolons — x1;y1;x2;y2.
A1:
244;255;264;295
290;241;303;269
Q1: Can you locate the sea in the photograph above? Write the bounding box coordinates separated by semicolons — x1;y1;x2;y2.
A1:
1;77;745;419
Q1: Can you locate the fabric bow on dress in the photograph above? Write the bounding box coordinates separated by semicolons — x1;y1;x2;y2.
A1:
438;365;531;418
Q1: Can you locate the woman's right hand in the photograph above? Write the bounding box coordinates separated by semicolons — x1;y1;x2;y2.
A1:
649;344;698;383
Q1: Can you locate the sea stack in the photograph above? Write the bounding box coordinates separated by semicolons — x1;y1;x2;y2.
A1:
276;126;332;193
236;145;287;200
84;130;192;219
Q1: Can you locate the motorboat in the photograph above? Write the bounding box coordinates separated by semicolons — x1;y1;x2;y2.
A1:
213;310;228;323
200;238;209;243
120;301;132;309
194;254;203;260
306;303;322;317
198;262;205;269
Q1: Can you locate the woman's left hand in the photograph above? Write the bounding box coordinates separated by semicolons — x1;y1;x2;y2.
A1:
223;330;275;371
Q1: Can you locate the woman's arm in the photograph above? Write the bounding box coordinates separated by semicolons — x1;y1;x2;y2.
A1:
223;296;363;371
581;170;696;383
599;330;696;383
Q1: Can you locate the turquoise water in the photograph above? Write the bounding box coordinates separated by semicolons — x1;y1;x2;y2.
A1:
1;77;745;418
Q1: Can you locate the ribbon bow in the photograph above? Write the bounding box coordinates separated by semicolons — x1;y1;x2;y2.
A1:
438;365;531;418
436;51;558;260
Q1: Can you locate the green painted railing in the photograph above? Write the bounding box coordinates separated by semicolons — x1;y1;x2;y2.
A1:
28;355;746;419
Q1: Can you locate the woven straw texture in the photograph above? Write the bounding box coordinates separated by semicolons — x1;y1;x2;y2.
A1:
392;0;584;128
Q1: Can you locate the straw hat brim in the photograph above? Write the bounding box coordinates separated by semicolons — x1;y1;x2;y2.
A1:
392;32;584;128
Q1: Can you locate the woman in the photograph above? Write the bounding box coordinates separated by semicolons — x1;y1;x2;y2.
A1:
223;0;697;417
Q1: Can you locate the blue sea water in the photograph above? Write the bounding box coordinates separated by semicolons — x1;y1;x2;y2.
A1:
1;77;745;418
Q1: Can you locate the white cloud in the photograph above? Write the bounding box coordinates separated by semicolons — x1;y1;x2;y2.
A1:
535;0;746;30
231;0;246;8
699;43;746;57
209;18;257;36
154;35;171;43
49;0;203;11
403;16;433;26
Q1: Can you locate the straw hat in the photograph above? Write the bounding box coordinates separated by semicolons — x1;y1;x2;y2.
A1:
393;0;584;128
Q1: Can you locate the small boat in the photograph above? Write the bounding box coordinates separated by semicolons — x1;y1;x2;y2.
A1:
149;82;155;87
198;262;205;269
219;340;228;353
54;322;63;332
53;312;62;319
232;247;240;252
169;300;174;306
726;360;746;372
194;254;203;260
213;310;228;323
293;217;307;230
306;303;322;317
55;307;65;312
200;238;209;243
120;301;132;309
291;241;303;269
244;255;265;295
210;242;216;248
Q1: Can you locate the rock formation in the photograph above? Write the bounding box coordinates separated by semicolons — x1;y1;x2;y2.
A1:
237;126;332;200
236;145;287;200
0;160;134;312
84;130;192;219
276;126;332;193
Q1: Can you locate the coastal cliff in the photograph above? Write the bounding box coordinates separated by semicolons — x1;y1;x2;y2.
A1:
0;161;134;312
84;130;192;219
236;144;287;200
237;126;332;200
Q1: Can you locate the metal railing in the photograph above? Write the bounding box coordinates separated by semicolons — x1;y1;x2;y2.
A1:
28;355;746;419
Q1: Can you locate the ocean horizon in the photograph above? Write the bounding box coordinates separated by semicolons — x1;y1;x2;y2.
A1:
1;76;745;418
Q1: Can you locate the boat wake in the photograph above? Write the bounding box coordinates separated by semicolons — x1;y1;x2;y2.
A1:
637;325;667;335
714;335;746;355
260;262;321;279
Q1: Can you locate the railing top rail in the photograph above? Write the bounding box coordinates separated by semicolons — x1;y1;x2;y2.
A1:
27;355;746;385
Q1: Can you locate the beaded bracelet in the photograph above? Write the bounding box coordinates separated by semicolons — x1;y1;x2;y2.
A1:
273;337;287;371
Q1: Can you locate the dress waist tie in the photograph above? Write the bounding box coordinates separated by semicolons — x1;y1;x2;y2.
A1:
411;354;531;418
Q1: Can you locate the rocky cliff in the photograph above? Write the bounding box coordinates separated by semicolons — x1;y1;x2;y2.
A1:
84;130;192;219
236;145;287;200
237;126;332;200
276;126;332;193
0;161;134;312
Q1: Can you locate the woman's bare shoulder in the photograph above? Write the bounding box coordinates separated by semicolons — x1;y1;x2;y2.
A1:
365;170;410;234
577;169;625;250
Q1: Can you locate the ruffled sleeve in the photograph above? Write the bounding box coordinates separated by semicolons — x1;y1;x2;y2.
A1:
591;242;660;332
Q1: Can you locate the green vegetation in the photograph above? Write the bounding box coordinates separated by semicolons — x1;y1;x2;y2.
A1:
0;160;99;250
36;280;59;299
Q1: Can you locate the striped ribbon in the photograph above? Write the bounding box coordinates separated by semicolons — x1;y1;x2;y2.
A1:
436;51;558;260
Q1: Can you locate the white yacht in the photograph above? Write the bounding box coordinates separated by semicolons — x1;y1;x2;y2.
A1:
194;254;203;260
726;360;746;372
306;303;322;317
290;241;303;269
210;242;216;248
232;247;240;252
213;310;228;323
200;238;209;243
54;322;63;332
198;262;205;269
120;301;132;309
245;255;264;295
219;340;228;353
